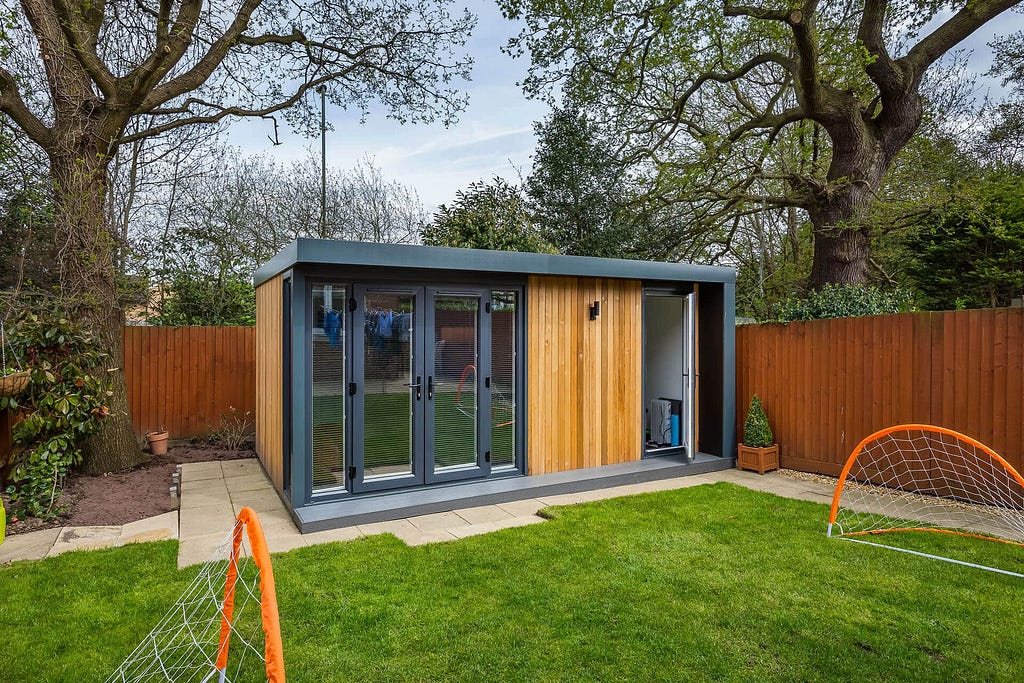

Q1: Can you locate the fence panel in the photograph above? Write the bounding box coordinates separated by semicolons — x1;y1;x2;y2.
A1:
736;309;1024;476
123;326;256;438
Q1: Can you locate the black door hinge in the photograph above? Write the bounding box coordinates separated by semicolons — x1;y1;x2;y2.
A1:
484;451;491;463
348;382;357;396
349;297;357;312
485;302;491;313
484;376;490;388
348;466;357;481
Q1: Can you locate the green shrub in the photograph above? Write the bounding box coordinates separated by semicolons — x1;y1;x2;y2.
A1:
0;311;109;518
775;284;913;322
743;395;774;448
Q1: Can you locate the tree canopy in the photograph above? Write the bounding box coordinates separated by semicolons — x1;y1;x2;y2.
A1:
500;0;1022;287
905;175;1024;310
423;177;555;253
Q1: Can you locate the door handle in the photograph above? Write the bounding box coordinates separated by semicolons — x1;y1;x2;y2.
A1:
405;376;422;400
427;375;433;400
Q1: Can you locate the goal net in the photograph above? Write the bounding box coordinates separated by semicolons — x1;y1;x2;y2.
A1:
107;507;286;682
827;424;1024;576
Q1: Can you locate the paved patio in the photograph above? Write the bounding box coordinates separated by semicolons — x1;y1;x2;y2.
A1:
0;461;837;567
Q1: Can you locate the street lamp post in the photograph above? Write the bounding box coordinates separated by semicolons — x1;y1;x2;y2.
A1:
316;84;327;236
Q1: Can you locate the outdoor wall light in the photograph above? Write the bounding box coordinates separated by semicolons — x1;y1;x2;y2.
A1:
589;300;600;320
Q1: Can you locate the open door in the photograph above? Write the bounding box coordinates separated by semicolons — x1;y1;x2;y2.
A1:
643;291;697;459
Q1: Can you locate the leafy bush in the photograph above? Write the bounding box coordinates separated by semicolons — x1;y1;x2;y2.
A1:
743;395;774;448
0;311;109;518
775;284;913;322
147;271;256;326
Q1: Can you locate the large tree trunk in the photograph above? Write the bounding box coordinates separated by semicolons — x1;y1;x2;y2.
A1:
805;90;923;288
806;192;874;287
51;146;146;474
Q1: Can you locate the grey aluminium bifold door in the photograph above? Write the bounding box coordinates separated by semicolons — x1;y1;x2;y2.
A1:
351;286;424;493
424;288;490;484
350;285;491;493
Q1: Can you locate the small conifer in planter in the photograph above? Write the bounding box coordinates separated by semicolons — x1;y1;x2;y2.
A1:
738;394;779;474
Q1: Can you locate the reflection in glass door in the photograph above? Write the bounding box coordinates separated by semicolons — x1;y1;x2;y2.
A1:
311;283;346;492
347;284;520;494
490;291;518;468
428;293;482;477
358;290;418;488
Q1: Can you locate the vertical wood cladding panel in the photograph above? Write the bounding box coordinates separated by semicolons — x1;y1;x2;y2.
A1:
527;276;642;474
255;275;284;490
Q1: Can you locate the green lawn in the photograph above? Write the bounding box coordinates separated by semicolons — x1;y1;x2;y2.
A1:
2;483;1022;681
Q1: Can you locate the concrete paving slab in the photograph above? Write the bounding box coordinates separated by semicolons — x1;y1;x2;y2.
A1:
220;459;262;476
224;473;273;493
393;527;458;546
182;477;230;495
0;527;61;563
357;518;418;538
535;491;600;506
495;498;547;517
302;526;364;547
497;515;546;529
246;506;292;527
179;505;236;536
180;462;224;480
184;489;233;509
177;531;229;569
263;528;309;555
408;511;471;531
48;526;121;556
230;490;286;513
118;512;179;545
447;521;503;539
453;505;516;525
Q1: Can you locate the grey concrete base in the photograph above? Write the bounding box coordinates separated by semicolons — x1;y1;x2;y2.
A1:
293;454;735;533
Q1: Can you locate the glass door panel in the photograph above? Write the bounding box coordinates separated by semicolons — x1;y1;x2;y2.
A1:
355;289;421;490
490;291;518;468
430;294;481;473
311;284;346;492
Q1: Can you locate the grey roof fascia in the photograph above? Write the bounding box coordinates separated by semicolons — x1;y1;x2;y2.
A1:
252;240;298;286
253;238;735;287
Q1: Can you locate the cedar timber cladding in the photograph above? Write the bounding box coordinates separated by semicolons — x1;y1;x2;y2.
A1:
255;275;284;489
527;276;643;474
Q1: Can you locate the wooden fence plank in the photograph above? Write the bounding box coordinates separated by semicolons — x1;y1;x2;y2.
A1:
123;326;255;439
736;308;1024;474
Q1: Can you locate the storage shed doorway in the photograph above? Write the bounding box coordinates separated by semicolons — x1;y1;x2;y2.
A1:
643;291;696;458
311;281;522;496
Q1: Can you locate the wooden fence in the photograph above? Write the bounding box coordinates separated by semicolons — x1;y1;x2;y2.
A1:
736;308;1024;476
124;326;255;438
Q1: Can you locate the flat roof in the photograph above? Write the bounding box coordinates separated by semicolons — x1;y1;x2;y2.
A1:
253;238;736;287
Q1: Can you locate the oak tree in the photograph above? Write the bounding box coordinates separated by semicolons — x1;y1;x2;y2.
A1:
0;0;473;472
501;0;1021;286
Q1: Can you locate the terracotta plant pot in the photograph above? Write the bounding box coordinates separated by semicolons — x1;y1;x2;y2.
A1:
147;430;169;456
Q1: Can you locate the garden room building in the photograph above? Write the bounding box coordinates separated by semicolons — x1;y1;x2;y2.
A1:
254;239;736;531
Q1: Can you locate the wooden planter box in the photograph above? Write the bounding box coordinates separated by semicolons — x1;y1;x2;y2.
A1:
737;444;779;474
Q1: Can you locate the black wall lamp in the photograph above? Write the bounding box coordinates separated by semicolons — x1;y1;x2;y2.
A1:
589;300;601;320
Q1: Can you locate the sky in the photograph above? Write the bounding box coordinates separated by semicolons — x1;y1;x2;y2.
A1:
227;3;547;211
225;4;1024;212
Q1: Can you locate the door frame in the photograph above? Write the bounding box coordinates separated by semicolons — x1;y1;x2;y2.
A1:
641;287;697;460
350;284;426;493
423;287;492;485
